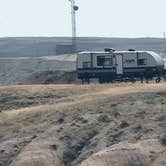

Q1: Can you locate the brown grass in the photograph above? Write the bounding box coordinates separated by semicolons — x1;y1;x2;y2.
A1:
0;83;166;166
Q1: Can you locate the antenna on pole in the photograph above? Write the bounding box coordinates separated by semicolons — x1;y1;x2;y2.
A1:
69;0;79;52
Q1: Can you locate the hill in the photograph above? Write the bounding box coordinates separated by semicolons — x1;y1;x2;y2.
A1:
0;83;166;166
0;37;166;57
0;56;76;85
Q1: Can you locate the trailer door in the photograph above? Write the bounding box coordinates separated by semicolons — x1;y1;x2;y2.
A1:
116;54;123;75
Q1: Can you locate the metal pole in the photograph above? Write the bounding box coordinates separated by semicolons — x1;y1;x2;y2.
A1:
69;0;78;52
71;0;76;44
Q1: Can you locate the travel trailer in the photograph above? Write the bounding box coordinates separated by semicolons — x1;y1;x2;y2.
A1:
77;49;165;83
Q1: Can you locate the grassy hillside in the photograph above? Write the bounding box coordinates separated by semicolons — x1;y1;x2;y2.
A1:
0;56;76;85
0;83;166;166
0;37;166;57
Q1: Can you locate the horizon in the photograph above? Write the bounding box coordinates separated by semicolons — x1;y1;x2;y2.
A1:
0;36;165;39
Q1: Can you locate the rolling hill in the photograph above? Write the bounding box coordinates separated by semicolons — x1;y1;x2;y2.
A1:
0;83;166;166
0;56;76;85
0;37;166;57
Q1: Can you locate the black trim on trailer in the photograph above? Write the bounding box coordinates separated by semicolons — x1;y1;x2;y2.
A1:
90;53;93;68
77;66;161;71
136;52;139;66
77;66;163;79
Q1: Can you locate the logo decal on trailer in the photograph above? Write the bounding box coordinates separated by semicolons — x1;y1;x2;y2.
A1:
125;59;135;64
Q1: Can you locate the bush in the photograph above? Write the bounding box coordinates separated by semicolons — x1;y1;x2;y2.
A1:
97;115;110;123
119;120;129;128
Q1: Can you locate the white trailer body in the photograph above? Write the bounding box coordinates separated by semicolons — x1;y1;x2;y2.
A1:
77;50;165;83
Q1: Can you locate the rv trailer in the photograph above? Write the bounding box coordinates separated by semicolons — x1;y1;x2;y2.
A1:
77;49;166;83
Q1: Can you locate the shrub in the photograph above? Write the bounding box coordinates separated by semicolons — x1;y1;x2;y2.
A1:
119;120;129;128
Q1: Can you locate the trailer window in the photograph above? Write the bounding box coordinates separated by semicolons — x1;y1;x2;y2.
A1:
83;62;91;68
104;57;113;66
138;59;147;65
97;56;105;66
97;56;112;66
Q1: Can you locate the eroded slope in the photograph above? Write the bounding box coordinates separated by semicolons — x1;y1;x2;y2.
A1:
0;83;165;166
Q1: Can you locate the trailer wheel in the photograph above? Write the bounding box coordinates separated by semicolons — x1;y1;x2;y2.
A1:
140;76;144;83
156;77;161;83
132;78;136;83
98;78;104;84
146;78;149;84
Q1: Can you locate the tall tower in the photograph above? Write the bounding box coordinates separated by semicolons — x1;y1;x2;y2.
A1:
69;0;79;52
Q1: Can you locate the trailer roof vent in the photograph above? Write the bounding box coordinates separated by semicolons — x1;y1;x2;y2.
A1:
128;49;136;51
104;48;116;52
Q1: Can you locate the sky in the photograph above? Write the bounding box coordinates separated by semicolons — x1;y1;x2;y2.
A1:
0;0;166;38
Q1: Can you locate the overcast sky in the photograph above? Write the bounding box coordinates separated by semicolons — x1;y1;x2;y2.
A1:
0;0;166;38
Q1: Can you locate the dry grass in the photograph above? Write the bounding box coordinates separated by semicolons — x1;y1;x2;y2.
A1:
0;83;166;166
0;83;165;138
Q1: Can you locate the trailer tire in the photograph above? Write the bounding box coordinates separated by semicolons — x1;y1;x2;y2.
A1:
156;77;161;83
98;78;104;84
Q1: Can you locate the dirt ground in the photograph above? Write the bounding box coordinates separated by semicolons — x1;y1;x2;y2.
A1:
0;83;166;166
